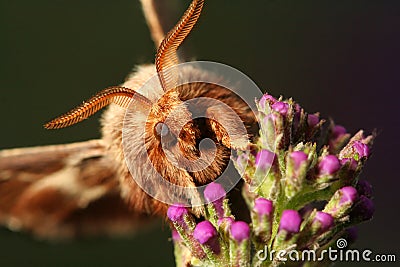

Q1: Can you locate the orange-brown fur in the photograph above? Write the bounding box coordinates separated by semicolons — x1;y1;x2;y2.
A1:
101;64;257;216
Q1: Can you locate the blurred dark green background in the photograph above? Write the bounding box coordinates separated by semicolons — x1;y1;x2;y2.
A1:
1;0;399;266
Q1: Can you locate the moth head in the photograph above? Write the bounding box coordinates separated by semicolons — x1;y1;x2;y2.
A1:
141;83;250;185
145;89;202;163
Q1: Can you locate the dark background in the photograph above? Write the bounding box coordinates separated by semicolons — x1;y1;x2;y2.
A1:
1;0;399;266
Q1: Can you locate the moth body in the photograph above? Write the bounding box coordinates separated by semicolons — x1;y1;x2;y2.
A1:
102;64;256;216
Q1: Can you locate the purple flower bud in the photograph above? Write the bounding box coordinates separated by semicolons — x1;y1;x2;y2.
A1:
271;101;289;116
204;182;226;203
307;114;319;127
324;187;359;218
255;149;275;171
356;180;373;198
319;155;340;175
339;186;358;205
290;151;308;169
279;210;302;233
259;94;277;109
332;125;347;139
204;182;226;218
230;221;250;243
252;199;273;244
340;158;358;170
353;141;370;158
350;195;375;221
167;204;188;224
193;220;221;254
313;211;334;232
254;198;273;216
193;221;217;244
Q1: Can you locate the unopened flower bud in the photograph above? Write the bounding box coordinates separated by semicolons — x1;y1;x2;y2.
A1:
339;186;358;205
168;205;204;259
271;101;289;116
312;211;334;233
255;149;275;172
307;114;319;127
353;141;370;158
319;155;340;175
279;210;302;234
290;151;308;170
259;93;277;110
167;204;189;226
296;210;334;247
324;186;358;218
286;151;309;197
252;198;273;244
254;197;273;216
230;221;250;243
204;182;226;218
230;221;251;266
193;220;221;254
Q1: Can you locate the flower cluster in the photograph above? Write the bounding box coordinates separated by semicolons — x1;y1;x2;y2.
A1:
168;93;375;266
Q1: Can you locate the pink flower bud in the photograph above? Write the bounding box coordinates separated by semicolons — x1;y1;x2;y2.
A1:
279;210;302;233
319;155;340;175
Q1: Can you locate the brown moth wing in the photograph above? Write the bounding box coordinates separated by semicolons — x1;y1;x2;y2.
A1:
0;140;152;240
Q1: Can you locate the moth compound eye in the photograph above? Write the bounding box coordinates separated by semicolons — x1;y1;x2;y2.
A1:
154;122;169;138
154;122;176;144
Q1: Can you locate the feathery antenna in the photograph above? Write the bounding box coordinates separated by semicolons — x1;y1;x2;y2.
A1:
155;0;204;92
44;87;152;129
